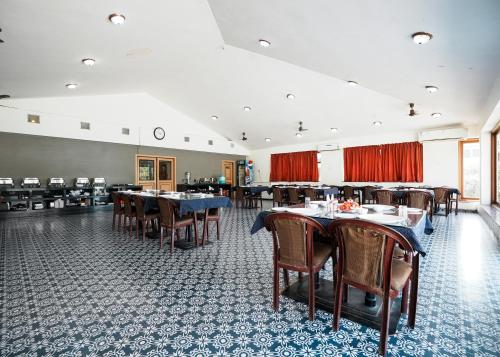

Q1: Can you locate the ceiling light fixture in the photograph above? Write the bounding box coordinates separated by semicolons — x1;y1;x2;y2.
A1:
373;121;382;127
425;85;439;93
265;137;271;142
412;32;433;44
330;128;338;133
431;112;442;119
243;106;251;111
295;132;303;138
347;81;358;87
258;39;271;47
65;83;78;89
82;58;96;66
211;115;218;121
286;93;295;100
109;14;126;25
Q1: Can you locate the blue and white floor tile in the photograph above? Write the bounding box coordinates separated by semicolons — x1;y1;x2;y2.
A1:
0;204;499;356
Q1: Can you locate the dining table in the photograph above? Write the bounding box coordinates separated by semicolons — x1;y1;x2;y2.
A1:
251;205;432;334
121;191;232;249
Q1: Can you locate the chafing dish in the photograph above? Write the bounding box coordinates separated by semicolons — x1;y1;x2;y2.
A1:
47;177;66;188
0;178;14;188
91;178;106;187
74;177;90;188
21;177;41;188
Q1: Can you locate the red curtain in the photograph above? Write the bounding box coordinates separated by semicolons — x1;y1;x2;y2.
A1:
344;141;423;182
270;151;319;182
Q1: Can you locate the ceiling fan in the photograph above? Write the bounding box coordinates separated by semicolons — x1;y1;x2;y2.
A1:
297;121;309;132
408;103;419;117
241;132;247;141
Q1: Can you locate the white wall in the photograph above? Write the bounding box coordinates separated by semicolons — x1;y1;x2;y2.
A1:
0;93;249;156
250;131;460;188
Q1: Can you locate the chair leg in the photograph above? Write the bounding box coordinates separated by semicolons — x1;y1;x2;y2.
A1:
216;220;220;240
193;218;199;247
308;270;315;321
408;256;420;328
136;219;139;240
379;292;391;356
160;226;164;250
283;269;290;288
129;217;133;239
273;263;279;311
401;281;409;314
170;228;175;253
342;283;349;303
142;219;147;241
112;213;116;230
333;277;343;331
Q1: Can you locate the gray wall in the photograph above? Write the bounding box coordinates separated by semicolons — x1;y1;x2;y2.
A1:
0;132;246;186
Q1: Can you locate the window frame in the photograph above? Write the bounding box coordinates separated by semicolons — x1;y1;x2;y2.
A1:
458;138;480;201
491;127;500;205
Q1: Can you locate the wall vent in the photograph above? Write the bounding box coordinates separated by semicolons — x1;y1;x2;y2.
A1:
208;140;213;146
184;136;190;142
80;122;91;130
122;128;130;135
27;114;40;124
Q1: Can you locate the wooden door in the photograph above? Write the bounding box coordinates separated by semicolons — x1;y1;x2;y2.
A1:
222;160;235;186
157;156;176;192
136;155;157;190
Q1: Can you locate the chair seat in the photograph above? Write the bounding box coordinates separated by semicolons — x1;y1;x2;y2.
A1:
390;259;412;291
312;242;333;268
143;210;160;219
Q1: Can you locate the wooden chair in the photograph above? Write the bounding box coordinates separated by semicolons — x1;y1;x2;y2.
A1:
328;219;418;356
433;187;450;216
342;186;360;202
303;188;318;201
405;190;433;221
362;186;378;204
235;187;251;208
133;195;160;241
272;187;286;207
287;187;302;205
158;197;198;252
373;190;395;205
111;192;125;231
264;213;333;320
196;207;220;245
121;194;136;238
251;192;263;209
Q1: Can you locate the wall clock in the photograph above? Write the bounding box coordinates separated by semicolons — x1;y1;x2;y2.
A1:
153;127;165;140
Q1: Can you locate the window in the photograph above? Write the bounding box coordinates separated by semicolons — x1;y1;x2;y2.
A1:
459;139;480;200
492;130;500;204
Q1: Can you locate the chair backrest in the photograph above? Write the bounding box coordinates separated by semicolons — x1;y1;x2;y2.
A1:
121;194;134;215
343;186;355;200
363;186;377;201
328;219;413;294
405;190;432;210
433;187;450;204
304;188;317;200
111;192;123;213
287;188;299;202
265;212;328;269
158;197;176;226
133;195;146;218
272;187;283;202
235;187;245;199
373;190;394;205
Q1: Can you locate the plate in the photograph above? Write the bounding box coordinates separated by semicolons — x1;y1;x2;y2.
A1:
362;204;395;212
407;208;422;214
334;212;357;219
271;207;320;216
358;214;405;225
271;207;288;212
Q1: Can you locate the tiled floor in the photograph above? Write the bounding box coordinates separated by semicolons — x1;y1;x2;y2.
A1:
1;203;499;356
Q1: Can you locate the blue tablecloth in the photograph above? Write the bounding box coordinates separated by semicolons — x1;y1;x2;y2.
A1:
128;194;232;216
241;186;273;194
314;187;339;197
251;210;432;256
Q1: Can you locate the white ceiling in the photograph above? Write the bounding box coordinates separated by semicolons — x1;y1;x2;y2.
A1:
1;0;499;149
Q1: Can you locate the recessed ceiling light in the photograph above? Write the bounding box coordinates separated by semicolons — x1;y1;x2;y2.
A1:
412;32;433;44
265;137;271;142
373;121;382;127
258;39;271;47
295;132;303;138
330;128;338;133
243;106;251;111
286;93;295;100
431;112;442;119
81;58;95;66
211;115;218;121
347;81;358;87
425;85;439;93
109;14;126;25
65;83;78;89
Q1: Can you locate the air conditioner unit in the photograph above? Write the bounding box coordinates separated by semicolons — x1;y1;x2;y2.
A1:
317;143;341;152
418;127;468;142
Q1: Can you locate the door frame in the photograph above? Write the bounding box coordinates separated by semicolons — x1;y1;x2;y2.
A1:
135;154;176;190
221;160;235;186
